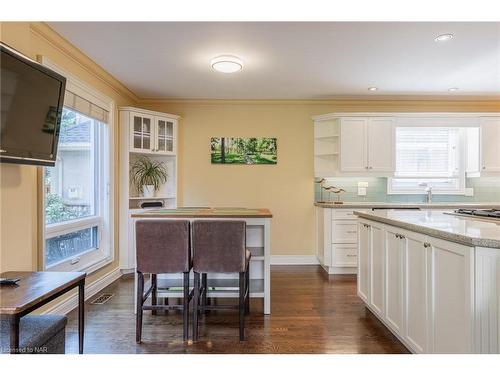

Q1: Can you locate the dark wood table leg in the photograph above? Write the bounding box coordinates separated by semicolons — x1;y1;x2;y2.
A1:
78;280;85;354
9;315;20;354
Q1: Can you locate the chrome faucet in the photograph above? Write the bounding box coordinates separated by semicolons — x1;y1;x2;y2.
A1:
419;183;433;203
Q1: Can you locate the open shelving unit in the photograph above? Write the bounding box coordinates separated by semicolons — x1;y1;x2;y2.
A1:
314;119;340;177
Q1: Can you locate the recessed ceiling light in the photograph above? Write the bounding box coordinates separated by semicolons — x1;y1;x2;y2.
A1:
210;55;243;73
435;33;454;42
448;87;459;92
368;87;378;91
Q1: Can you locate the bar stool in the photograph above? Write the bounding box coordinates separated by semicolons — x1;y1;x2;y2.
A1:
192;220;251;342
135;220;192;342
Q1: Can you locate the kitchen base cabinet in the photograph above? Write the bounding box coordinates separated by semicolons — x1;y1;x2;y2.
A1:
429;238;474;353
357;218;499;354
369;224;385;317
384;229;405;338
404;233;429;354
316;207;357;275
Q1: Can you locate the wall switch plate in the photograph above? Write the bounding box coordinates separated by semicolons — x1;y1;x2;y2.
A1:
358;187;367;196
358;181;369;188
465;188;474;197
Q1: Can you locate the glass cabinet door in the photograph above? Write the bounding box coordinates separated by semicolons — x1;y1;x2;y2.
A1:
155;118;175;154
131;114;152;151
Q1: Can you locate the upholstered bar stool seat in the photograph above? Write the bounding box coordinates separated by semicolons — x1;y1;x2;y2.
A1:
135;220;192;342
192;220;251;341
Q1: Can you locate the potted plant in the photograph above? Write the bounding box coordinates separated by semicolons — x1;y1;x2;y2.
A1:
130;156;168;198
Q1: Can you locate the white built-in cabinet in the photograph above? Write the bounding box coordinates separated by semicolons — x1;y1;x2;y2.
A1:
119;107;180;271
340;117;395;173
316;207;358;274
357;218;492;353
313;113;500;178
480;117;500;173
129;111;177;155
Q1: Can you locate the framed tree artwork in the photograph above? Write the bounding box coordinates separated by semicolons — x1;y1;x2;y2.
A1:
211;137;277;164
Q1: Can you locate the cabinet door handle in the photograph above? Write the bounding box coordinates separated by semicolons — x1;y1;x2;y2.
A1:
482;166;486;170
347;230;357;234
346;254;357;257
369;166;373;170
423;242;431;248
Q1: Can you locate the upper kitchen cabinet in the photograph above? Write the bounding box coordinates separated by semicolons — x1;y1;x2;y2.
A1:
124;108;178;155
480;117;500;173
340;117;395;173
313;115;395;176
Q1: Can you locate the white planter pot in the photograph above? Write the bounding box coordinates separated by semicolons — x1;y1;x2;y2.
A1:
142;185;155;198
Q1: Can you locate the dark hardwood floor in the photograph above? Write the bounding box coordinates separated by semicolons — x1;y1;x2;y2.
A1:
64;266;409;354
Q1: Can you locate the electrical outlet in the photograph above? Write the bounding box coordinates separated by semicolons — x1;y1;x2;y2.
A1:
465;188;474;197
358;187;367;196
358;181;369;188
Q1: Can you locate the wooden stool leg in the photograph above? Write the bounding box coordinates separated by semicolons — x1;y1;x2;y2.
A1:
183;272;189;341
193;272;200;342
245;265;250;315
151;274;157;316
136;272;144;343
239;272;245;341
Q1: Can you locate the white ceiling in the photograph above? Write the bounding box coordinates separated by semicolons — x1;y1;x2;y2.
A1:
48;22;500;99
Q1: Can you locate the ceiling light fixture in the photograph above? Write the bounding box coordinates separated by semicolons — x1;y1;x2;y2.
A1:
210;55;243;73
434;33;454;42
368;87;378;91
448;87;459;92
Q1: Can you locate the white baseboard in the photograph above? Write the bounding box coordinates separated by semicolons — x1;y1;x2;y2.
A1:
270;255;320;265
44;267;122;316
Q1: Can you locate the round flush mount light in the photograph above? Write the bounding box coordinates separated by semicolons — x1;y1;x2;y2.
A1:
210;55;243;73
435;33;454;42
368;87;378;91
448;87;459;92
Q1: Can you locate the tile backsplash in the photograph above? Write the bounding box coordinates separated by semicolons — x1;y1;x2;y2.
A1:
314;177;500;203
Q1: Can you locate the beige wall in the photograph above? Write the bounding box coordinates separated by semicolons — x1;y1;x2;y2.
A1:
0;23;137;283
140;99;500;256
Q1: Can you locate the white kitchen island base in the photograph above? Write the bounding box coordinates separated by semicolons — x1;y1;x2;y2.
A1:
356;210;500;354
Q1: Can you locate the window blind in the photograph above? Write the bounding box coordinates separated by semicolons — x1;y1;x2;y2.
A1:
64;90;109;123
395;127;459;178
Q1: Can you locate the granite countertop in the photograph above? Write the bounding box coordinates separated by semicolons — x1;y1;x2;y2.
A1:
354;209;500;249
131;207;273;218
315;202;500;209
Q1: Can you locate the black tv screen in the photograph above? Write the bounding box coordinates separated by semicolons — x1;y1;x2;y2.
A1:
1;43;66;166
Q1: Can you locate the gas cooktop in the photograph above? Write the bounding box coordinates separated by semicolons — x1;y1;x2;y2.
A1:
450;208;500;219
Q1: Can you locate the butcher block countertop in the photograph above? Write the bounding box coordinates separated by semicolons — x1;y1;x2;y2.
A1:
131;207;273;218
354;209;500;249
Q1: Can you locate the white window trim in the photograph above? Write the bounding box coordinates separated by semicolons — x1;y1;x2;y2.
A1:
387;127;467;195
40;58;115;274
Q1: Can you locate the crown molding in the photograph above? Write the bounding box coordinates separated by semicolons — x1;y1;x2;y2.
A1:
29;22;139;104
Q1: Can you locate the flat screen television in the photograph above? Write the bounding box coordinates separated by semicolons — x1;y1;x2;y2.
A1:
1;43;66;166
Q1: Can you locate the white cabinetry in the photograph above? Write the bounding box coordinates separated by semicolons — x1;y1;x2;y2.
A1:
357;218;485;353
128;110;177;155
480;117;500;173
384;228;405;338
339;117;395;173
429;237;474;353
119;107;180;271
315;207;357;275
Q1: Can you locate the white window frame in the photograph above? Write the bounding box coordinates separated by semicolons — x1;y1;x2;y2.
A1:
41;58;115;273
388;126;467;195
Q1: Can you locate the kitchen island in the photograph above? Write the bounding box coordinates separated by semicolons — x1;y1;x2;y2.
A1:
354;209;500;353
131;207;272;314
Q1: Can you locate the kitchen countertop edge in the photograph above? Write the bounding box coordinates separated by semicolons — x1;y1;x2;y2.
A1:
353;210;500;249
314;202;500;209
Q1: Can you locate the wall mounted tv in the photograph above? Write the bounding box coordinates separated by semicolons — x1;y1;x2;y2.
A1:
1;43;66;166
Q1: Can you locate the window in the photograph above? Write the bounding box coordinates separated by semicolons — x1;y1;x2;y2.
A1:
43;100;112;272
388;127;465;195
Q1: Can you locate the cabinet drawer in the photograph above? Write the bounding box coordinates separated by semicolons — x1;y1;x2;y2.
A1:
332;221;358;243
332;209;356;220
332;245;358;266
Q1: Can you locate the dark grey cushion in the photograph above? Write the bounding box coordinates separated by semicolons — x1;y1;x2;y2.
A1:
1;315;67;354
